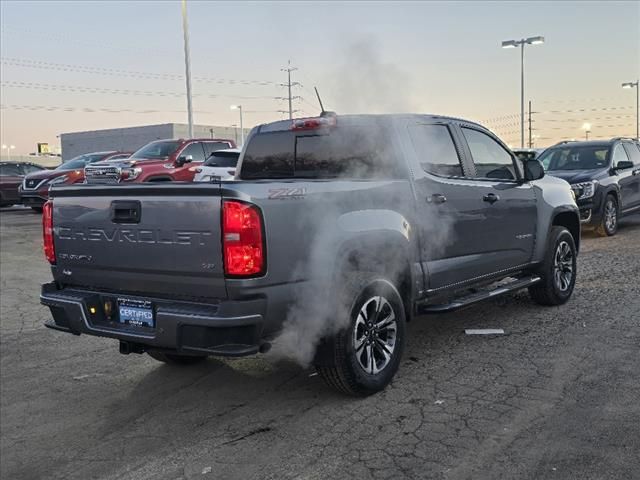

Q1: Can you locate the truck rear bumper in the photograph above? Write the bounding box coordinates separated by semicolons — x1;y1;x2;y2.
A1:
40;282;266;357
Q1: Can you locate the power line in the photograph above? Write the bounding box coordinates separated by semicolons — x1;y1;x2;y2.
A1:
1;57;278;86
1;80;279;100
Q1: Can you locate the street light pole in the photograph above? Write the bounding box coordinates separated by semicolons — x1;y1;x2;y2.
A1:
502;36;545;148
181;0;194;139
622;80;639;140
230;105;244;146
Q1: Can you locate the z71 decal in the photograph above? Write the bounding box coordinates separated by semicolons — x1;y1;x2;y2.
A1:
268;187;307;200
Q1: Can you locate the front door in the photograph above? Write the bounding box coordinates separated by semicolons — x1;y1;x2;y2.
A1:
456;126;538;274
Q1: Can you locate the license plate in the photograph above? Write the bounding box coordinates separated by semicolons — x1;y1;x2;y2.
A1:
117;298;154;328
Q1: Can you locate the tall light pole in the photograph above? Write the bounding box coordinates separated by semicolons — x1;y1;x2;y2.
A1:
230;105;244;146
1;144;16;162
502;35;545;148
181;0;194;139
622;80;639;140
582;123;591;141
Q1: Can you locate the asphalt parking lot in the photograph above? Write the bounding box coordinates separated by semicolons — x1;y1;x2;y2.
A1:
1;206;639;480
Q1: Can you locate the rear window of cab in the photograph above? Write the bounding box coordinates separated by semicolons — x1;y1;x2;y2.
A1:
240;127;405;179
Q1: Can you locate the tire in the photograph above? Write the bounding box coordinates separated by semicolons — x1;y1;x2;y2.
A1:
31;206;43;213
595;194;618;237
147;350;207;365
315;273;406;396
528;226;577;306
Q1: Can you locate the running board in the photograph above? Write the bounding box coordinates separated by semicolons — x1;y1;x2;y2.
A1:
418;275;541;314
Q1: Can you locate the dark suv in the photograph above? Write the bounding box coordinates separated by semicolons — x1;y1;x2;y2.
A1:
539;138;640;236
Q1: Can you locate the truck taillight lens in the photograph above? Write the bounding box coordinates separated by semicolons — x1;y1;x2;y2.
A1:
42;200;56;264
222;200;265;276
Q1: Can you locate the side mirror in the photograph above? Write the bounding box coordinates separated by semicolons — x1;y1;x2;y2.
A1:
524;159;545;181
614;160;634;171
175;154;193;167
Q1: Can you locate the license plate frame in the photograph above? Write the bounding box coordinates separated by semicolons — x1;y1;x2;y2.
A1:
117;298;155;328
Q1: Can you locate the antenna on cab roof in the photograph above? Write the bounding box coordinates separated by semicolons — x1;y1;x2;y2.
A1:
314;87;336;118
314;87;325;115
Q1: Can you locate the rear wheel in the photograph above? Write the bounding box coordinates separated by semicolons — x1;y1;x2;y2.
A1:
529;226;577;306
315;273;406;396
595;194;618;237
147;351;207;365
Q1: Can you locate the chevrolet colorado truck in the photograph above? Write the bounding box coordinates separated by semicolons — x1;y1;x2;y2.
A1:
41;113;580;396
84;138;235;184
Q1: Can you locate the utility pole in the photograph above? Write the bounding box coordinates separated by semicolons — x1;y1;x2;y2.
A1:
279;60;301;120
181;0;194;138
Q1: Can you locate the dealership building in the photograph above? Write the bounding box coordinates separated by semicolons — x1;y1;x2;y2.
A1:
60;123;250;161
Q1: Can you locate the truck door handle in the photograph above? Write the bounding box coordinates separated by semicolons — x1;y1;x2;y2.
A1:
111;200;141;223
483;193;500;204
428;194;447;204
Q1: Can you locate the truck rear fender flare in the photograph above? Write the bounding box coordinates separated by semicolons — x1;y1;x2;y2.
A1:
332;224;416;322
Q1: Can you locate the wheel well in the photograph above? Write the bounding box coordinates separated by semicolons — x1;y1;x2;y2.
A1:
341;246;413;322
604;189;619;205
553;212;580;252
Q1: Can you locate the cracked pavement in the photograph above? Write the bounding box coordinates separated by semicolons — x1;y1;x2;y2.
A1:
1;206;639;480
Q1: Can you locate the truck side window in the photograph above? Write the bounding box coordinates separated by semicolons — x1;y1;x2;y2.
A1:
462;128;516;181
179;142;206;163
407;124;463;177
622;142;640;165
611;144;630;167
241;132;294;178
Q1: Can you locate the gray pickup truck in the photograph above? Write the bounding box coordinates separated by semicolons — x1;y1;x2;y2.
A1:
41;113;580;396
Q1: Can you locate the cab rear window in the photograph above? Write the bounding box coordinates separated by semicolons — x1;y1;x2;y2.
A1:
240;126;403;179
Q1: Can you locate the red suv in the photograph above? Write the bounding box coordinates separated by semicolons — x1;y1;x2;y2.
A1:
85;138;235;184
20;151;131;211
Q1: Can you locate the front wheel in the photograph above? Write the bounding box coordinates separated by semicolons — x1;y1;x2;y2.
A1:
529;226;577;306
595;194;618;237
315;274;406;396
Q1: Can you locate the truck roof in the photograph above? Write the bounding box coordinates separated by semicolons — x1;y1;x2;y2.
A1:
256;113;490;134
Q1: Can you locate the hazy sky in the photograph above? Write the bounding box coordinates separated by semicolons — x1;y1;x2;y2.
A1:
1;0;639;153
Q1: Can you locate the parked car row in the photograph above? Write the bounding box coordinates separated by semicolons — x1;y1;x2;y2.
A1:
0;137;240;210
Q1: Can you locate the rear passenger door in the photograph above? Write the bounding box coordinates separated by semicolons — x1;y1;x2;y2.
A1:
407;122;499;290
457;125;537;274
619;142;640;213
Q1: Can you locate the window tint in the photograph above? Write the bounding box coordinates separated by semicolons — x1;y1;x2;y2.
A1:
408;124;463;177
131;140;181;159
539;146;609;171
622;142;640;165
241;132;294;178
21;164;45;174
462;128;516;180
611;144;629;167
179;142;206;163
204;151;239;168
295;126;402;179
0;164;21;176
203;142;232;158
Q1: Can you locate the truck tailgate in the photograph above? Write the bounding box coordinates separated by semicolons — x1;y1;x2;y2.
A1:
51;185;226;301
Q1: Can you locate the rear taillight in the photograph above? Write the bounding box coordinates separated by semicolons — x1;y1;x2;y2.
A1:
222;200;265;276
42;200;56;264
